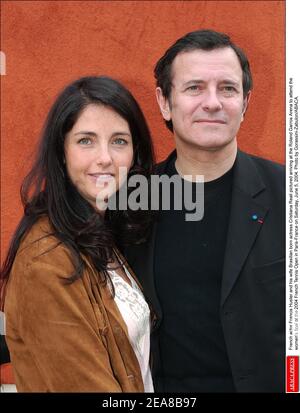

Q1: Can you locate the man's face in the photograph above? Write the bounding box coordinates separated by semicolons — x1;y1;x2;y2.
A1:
156;47;250;152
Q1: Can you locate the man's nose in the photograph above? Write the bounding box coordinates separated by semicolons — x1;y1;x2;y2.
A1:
201;89;222;112
95;143;113;166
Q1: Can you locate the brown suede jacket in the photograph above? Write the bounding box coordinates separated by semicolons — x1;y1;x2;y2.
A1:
4;216;145;392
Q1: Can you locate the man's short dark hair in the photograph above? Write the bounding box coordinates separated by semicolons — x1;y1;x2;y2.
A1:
154;29;253;132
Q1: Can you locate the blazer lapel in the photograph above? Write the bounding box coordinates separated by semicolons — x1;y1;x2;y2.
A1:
221;151;269;306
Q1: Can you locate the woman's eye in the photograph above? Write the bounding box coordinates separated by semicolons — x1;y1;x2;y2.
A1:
113;137;128;145
78;137;92;145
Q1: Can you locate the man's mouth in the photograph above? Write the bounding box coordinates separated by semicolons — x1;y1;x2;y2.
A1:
195;119;226;124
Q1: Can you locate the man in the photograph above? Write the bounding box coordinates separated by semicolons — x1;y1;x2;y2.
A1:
125;30;285;392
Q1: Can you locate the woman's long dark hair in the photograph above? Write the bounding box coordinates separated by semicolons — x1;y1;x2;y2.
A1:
0;76;154;304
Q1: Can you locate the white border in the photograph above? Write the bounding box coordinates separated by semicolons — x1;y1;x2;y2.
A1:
286;0;300;393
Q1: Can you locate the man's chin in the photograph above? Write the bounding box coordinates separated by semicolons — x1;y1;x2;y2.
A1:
192;137;234;152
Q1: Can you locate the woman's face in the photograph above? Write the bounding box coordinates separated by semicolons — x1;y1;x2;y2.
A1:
64;104;134;212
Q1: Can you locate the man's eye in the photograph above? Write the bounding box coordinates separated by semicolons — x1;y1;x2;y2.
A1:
187;85;201;91
78;137;92;145
185;85;205;94
222;86;237;93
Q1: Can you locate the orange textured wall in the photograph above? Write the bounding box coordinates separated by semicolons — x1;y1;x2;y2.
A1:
1;0;285;259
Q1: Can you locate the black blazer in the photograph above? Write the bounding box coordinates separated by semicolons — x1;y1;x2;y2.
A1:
125;150;285;392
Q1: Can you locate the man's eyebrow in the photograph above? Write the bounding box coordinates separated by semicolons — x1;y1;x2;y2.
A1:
181;79;240;87
182;79;205;87
219;79;240;86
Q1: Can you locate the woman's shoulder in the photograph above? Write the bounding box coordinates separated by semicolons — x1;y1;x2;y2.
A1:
16;216;70;268
6;216;76;306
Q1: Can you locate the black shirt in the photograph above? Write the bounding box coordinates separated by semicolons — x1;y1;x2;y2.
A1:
154;157;236;392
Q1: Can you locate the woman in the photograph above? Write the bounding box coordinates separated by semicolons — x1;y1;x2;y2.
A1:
0;76;155;392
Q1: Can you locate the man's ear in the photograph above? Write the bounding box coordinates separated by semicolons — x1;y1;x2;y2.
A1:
241;91;251;120
156;87;171;121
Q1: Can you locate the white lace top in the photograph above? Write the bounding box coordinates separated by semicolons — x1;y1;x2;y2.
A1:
108;267;154;392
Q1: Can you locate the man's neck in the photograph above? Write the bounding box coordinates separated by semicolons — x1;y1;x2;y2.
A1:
174;139;237;182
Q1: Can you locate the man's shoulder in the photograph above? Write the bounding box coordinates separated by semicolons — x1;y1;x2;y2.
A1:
240;151;285;182
237;151;285;198
244;151;284;172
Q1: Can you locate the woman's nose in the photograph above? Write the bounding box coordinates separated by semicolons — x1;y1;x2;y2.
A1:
95;143;113;166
